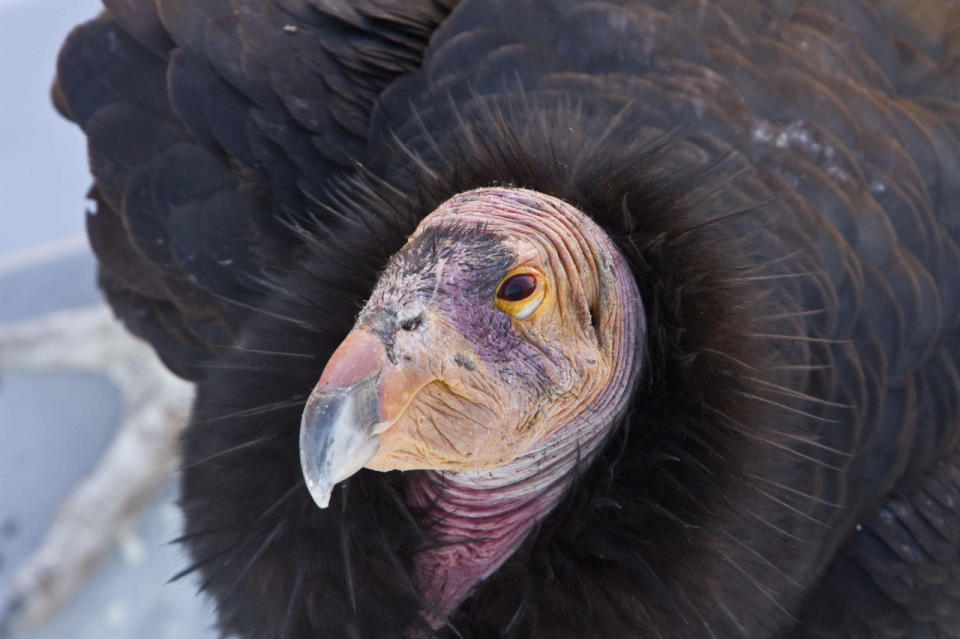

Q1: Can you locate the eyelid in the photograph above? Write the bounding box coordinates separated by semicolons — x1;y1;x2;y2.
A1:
494;269;547;320
512;296;542;319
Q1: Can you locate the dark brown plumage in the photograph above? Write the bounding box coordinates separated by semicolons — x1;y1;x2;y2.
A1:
54;1;960;637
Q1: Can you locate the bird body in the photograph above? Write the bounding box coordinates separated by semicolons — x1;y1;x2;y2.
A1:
54;0;960;637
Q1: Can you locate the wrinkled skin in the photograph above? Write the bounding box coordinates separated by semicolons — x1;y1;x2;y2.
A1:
362;203;612;472
301;187;642;489
298;187;644;623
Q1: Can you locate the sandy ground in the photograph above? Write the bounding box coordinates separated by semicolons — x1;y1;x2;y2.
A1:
0;1;219;637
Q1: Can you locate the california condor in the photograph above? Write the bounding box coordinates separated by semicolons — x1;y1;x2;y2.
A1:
50;0;960;637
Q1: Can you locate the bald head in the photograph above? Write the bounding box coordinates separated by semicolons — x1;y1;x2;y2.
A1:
299;187;644;506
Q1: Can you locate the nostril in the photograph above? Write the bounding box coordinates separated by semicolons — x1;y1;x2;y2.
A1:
400;315;423;332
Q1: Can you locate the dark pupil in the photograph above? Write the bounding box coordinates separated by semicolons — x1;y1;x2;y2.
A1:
498;274;537;301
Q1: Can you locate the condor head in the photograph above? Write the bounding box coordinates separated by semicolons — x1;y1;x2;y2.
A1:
299;187;644;512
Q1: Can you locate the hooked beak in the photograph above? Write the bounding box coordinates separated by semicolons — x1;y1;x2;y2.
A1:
299;330;387;509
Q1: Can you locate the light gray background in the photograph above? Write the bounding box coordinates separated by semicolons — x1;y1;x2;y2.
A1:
0;1;219;636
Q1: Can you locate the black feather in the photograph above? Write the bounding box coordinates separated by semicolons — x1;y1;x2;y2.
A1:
55;0;960;637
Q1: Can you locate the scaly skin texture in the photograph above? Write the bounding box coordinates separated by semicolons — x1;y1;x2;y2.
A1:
341;187;645;624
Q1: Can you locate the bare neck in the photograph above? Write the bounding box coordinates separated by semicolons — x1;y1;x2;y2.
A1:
406;421;603;628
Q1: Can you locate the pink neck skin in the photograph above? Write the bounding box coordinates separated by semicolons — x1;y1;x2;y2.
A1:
404;188;644;630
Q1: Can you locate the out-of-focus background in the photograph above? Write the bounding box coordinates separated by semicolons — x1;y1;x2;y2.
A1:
0;1;218;636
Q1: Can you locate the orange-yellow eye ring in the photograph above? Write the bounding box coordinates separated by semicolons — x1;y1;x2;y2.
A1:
494;269;546;319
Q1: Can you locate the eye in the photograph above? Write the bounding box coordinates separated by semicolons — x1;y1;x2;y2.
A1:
494;271;546;320
497;274;538;301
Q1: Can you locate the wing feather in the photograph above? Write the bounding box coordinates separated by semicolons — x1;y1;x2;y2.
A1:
55;0;458;380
